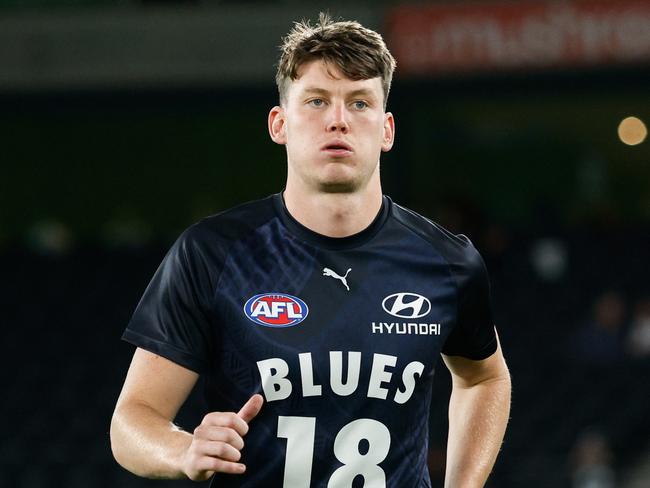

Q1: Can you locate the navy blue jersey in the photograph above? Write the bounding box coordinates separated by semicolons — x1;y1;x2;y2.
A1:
123;193;497;488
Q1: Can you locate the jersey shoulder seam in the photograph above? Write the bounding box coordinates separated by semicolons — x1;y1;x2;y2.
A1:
390;204;462;316
181;195;279;321
390;202;469;265
210;215;282;305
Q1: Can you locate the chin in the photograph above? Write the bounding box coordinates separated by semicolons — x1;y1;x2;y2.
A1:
314;165;365;192
317;181;360;193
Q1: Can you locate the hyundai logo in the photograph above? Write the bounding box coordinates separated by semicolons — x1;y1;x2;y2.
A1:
382;293;431;319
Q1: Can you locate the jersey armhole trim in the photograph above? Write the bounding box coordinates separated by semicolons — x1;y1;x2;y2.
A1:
122;328;209;374
441;331;498;360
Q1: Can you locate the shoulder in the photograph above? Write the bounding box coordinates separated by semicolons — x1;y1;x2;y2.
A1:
178;194;278;247
389;200;485;274
170;194;278;265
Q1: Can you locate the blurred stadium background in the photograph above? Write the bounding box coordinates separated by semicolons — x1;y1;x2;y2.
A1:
1;0;649;487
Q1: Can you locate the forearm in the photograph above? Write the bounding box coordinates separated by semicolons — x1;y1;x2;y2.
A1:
110;400;192;479
445;373;511;487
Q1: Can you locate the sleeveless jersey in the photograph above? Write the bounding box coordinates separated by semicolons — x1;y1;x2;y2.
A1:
123;193;497;488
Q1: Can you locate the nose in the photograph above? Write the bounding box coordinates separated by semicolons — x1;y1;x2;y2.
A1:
327;102;349;133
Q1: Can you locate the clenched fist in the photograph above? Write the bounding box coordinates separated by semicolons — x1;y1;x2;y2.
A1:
181;394;264;481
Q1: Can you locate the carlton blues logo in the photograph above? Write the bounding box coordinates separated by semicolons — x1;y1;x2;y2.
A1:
243;293;309;328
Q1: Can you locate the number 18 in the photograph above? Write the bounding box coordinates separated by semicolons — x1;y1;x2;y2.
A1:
277;416;391;488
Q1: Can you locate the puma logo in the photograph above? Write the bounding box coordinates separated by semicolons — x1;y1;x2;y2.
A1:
322;267;351;292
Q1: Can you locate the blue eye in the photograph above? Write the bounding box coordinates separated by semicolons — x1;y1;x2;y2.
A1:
309;99;324;107
353;101;368;110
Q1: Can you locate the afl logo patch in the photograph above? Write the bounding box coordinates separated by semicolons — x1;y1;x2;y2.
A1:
244;293;309;328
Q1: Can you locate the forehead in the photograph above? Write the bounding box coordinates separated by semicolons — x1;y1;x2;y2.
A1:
288;60;383;100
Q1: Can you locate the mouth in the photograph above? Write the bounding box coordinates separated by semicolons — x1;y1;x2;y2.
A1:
321;141;353;156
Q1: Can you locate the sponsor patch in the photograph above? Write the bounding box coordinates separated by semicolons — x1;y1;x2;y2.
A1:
382;293;431;319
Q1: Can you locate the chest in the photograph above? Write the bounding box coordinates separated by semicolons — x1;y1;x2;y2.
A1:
211;232;458;400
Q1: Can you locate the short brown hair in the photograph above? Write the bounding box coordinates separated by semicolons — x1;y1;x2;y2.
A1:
276;13;397;109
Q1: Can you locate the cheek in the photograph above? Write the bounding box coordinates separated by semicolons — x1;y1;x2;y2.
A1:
285;120;316;156
287;112;319;139
363;112;387;131
363;117;389;144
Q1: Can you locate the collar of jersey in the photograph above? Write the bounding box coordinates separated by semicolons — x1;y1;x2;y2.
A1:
272;192;391;251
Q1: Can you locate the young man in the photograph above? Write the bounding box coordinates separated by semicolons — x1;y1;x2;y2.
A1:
110;13;511;488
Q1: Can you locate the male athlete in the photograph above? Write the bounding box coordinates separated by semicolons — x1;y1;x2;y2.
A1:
110;14;511;488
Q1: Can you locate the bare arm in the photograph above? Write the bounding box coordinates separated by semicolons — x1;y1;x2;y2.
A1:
441;334;511;488
110;347;263;480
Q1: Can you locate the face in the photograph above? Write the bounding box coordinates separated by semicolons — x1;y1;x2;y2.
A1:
269;60;395;194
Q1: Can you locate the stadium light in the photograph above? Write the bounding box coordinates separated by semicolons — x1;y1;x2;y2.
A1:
618;116;647;146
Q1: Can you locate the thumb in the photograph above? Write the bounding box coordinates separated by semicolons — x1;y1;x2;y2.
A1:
237;393;264;424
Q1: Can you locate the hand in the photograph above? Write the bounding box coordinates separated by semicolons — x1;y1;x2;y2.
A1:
181;394;264;481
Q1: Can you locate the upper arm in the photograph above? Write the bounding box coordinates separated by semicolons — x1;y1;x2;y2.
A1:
115;347;199;420
441;242;497;361
442;333;509;388
123;227;219;374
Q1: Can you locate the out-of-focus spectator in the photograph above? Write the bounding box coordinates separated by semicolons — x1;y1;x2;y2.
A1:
569;428;616;488
530;237;568;282
626;297;650;358
573;291;626;365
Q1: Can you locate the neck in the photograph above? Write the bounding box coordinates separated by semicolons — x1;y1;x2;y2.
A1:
283;177;383;238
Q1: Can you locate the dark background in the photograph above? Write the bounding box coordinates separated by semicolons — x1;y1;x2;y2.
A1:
1;1;649;487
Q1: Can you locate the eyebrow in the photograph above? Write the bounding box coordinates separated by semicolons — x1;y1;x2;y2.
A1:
301;87;377;99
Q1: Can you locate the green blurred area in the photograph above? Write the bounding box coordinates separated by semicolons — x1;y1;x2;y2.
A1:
2;85;649;244
2;100;285;242
0;0;123;9
401;93;650;224
1;0;153;8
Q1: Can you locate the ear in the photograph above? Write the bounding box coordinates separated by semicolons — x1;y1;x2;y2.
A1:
381;112;395;152
268;106;287;145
